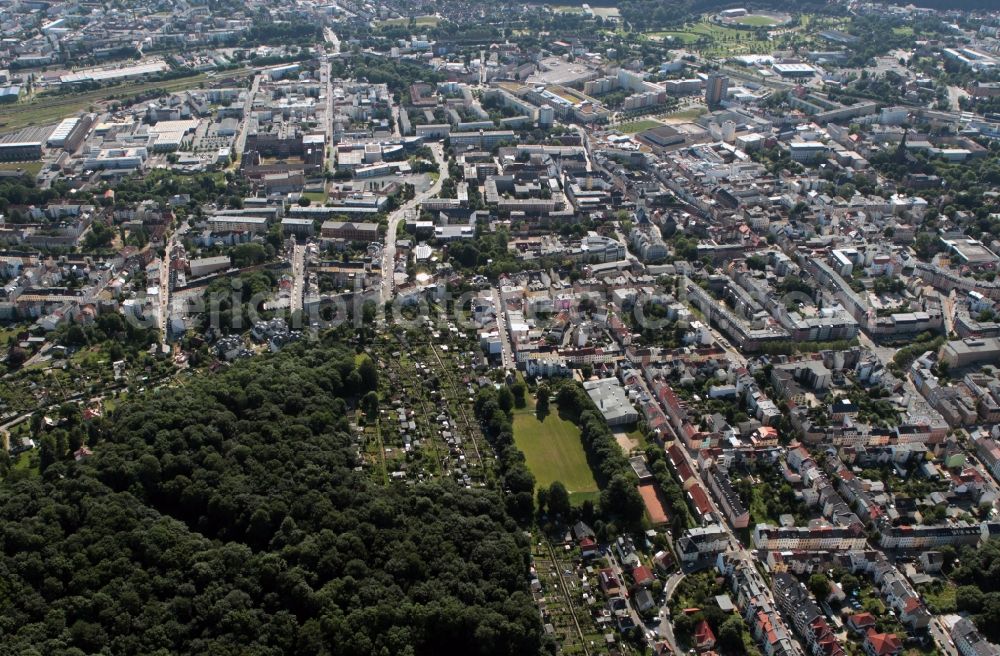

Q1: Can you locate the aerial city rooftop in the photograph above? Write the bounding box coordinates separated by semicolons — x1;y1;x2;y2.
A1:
2;0;1000;654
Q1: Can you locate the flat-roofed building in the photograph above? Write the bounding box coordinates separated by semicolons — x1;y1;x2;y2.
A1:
0;140;42;161
83;146;148;170
47;118;80;147
450;130;516;149
281;217;315;236
940;337;1000;369
207;215;269;234
415;124;451;140
640;124;685;148
583;377;638;426
943;237;1000;268
321;220;380;241
189;255;231;277
788;141;829;162
772;62;817;78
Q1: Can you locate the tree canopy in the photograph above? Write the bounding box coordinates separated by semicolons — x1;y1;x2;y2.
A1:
0;341;542;655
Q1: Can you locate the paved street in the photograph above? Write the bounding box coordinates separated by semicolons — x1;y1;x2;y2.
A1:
289;243;306;316
605;548;647;637
323;26;341;54
655;571;686;654
379;143;449;312
930;617;958;656
158;223;189;348
231;73;261;166
491;286;514;371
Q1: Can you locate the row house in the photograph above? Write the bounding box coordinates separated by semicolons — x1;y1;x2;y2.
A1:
772;573;846;656
877;522;999;550
719;555;804;656
753;523;868;551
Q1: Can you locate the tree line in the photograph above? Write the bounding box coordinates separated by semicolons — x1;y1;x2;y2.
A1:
554;381;645;528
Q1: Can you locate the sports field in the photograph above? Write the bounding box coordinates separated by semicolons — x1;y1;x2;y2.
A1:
513;404;599;504
639;483;669;524
734;15;781;27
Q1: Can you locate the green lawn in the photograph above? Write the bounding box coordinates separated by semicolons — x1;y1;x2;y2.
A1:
0;161;42;176
627;427;648;450
513;404;599;504
735;15;780;27
919;582;957;614
648;31;701;44
13;450;39;477
663;107;707;121
103;394;124;414
648;19;770;56
616;119;663;134
302;191;327;204
0;323;27;344
71;347;107;367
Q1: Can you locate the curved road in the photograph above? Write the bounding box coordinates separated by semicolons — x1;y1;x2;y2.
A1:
656;571;686;654
378;143;449;312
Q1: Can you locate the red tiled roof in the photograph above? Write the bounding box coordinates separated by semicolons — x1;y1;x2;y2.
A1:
632;565;654;585
865;629;902;656
688;484;713;516
695;620;716;647
848;612;876;628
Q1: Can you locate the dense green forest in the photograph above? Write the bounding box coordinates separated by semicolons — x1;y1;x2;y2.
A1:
951;539;1000;642
0;340;543;655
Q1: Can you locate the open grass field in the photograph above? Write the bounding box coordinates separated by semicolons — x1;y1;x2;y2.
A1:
0;161;43;176
513;403;599;504
70;347;107;368
302;190;328;204
647;20;771;56
734;15;781;27
648;30;700;44
659;106;707;124
616;119;663;134
0;323;28;344
13;450;39;477
0;70;244;135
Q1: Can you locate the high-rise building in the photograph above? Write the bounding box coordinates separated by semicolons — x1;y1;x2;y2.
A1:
538;104;555;128
705;73;729;107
